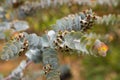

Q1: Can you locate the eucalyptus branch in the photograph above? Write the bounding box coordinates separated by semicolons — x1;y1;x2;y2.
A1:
96;14;120;26
3;59;32;80
42;48;60;80
0;9;108;61
0;9;109;80
95;14;120;41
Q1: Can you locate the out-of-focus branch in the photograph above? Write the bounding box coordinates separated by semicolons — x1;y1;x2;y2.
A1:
4;0;119;19
3;59;32;80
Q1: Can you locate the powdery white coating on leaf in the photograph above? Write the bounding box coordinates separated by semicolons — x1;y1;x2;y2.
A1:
47;30;56;41
0;22;11;31
28;33;40;47
13;21;29;31
41;35;50;48
25;49;42;63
